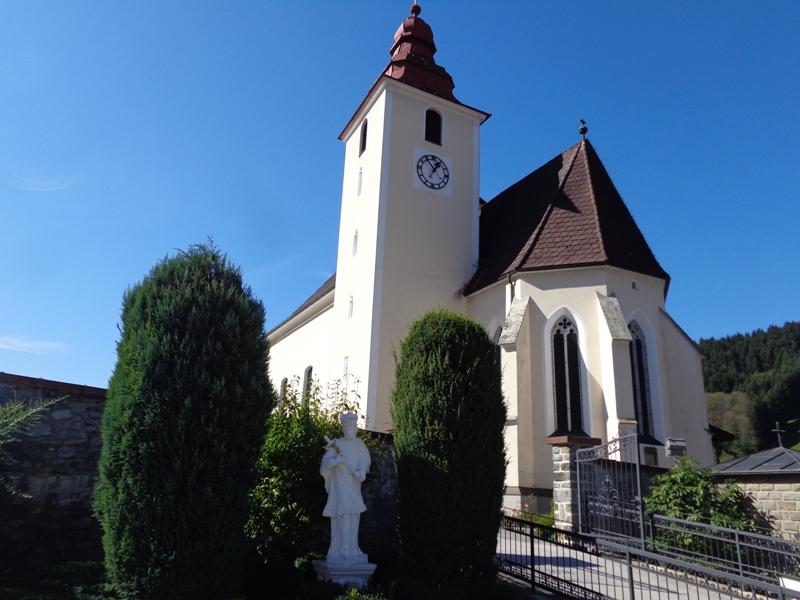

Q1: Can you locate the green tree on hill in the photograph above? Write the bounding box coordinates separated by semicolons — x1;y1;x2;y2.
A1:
94;242;274;599
701;322;800;452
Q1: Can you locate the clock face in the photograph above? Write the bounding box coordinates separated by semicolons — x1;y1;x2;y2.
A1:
416;154;450;190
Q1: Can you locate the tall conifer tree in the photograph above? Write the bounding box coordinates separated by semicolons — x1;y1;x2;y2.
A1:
94;242;274;599
391;309;506;599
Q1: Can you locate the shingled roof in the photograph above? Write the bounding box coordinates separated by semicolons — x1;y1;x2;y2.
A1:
465;138;670;295
712;447;800;476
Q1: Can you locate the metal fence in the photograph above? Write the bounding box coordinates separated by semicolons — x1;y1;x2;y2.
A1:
497;515;800;599
643;514;800;585
576;432;645;543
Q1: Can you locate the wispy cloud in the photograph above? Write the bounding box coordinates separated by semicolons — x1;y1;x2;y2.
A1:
0;336;68;354
11;174;81;192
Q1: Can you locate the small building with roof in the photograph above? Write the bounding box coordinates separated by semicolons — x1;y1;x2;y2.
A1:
713;446;800;536
268;5;714;511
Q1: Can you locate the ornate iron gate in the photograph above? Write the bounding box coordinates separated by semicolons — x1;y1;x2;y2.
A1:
576;432;645;544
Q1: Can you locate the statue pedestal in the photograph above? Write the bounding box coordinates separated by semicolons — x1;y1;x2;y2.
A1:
312;554;377;590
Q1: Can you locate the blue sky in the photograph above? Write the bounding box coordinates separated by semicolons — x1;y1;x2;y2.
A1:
1;1;798;389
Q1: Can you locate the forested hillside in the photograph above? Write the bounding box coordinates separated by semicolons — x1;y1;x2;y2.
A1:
700;322;800;459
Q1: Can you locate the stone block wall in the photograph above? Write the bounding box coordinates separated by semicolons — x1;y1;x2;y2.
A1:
0;373;106;562
551;444;577;529
725;477;800;536
359;434;398;562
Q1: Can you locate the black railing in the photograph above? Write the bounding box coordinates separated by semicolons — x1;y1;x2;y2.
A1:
643;513;800;585
498;514;800;599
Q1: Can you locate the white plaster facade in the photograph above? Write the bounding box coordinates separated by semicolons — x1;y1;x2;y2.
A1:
268;7;714;505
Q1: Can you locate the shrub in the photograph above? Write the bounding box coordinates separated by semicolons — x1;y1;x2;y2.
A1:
94;242;274;599
0;395;63;495
391;309;506;599
247;378;354;567
645;457;770;531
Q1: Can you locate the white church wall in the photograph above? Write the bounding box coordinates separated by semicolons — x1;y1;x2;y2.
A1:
269;302;335;399
359;81;484;431
330;89;391;428
658;309;715;467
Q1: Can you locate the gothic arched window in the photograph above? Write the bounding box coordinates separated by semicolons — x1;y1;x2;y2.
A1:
628;321;655;440
551;316;585;436
425;109;442;145
279;377;288;401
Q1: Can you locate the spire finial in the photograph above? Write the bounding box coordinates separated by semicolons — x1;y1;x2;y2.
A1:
410;3;421;16
578;118;588;139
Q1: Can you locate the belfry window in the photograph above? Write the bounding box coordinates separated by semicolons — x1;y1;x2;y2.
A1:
551;316;585;436
628;321;655;441
424;109;442;145
359;119;368;156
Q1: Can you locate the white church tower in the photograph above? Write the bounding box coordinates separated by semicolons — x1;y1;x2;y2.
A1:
329;5;489;430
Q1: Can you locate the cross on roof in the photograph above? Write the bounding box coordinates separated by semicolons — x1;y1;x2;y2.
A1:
773;421;786;448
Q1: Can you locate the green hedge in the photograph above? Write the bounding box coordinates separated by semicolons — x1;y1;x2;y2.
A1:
94;242;274;599
391;309;506;599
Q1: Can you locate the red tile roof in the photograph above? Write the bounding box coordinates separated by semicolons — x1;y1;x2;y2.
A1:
465;138;670;295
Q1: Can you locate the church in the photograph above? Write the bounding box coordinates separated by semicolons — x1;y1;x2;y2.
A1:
268;5;715;506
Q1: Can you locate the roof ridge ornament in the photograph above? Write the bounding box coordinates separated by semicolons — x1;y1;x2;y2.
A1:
411;2;421;16
579;118;588;139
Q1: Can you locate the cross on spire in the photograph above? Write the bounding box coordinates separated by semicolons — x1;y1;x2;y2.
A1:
773;421;786;448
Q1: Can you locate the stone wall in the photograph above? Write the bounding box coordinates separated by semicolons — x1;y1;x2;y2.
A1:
351;433;398;562
724;476;800;536
0;373;106;562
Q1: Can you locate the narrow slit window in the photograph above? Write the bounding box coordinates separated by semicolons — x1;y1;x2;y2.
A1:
425;109;442;145
359;119;368;156
303;366;313;404
352;231;358;256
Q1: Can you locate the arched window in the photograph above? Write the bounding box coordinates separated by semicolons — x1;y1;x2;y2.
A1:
357;167;363;196
348;296;354;319
628;321;655;441
352;231;358;256
425;109;442;145
279;377;288;401
359;119;368;156
303;366;313;404
551;316;585;436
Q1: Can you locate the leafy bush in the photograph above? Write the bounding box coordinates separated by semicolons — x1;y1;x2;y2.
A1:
645;457;770;530
391;309;506;599
94;242;274;599
247;378;355;567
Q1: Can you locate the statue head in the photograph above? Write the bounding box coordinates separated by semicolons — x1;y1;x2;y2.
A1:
340;413;358;439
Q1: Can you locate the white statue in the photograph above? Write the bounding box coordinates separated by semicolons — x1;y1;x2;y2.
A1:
320;413;371;563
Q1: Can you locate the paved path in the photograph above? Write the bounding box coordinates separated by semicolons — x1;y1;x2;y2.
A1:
497;527;773;600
